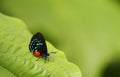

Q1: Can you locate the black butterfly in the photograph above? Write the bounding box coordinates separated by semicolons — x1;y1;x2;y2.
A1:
29;32;49;60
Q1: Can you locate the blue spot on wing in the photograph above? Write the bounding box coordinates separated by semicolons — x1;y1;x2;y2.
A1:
29;38;43;53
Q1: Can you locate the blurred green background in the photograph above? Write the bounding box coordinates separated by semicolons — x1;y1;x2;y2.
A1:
0;0;120;77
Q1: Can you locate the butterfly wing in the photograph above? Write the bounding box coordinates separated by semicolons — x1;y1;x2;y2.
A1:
29;32;48;56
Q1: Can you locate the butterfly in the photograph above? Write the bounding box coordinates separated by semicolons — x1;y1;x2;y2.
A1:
29;32;49;61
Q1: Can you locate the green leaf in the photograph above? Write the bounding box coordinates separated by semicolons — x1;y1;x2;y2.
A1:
0;13;81;77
